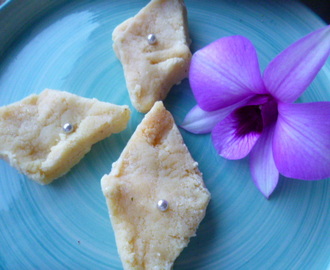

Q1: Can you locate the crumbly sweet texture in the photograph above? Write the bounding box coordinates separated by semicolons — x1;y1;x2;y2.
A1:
113;0;192;113
0;89;130;184
101;101;210;270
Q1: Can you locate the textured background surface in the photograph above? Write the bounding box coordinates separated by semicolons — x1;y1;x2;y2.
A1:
0;1;330;269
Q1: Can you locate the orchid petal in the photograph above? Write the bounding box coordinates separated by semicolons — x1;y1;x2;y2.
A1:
246;95;271;106
212;106;263;159
250;125;279;198
263;26;330;103
180;105;232;134
190;36;266;111
273;102;330;180
181;98;251;134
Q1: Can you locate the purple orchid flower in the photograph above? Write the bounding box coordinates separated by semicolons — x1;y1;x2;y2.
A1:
181;26;330;198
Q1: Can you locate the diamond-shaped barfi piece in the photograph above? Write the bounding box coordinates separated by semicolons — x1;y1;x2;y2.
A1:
0;89;130;184
112;0;192;113
101;101;210;269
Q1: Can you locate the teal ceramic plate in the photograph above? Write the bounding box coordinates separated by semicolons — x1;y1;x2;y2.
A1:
1;0;330;269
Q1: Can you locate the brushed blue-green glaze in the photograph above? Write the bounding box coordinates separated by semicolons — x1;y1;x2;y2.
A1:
0;0;330;269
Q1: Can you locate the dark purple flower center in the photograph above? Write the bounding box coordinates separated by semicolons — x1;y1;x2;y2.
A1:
234;105;263;137
233;97;278;137
260;99;279;127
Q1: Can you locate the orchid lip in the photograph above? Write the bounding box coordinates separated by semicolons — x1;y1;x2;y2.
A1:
234;105;263;137
233;95;278;137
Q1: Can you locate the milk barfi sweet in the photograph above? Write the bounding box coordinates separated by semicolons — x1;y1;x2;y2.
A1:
0;89;130;184
101;101;210;269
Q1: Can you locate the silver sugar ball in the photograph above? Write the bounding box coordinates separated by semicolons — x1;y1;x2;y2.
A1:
147;33;157;45
157;199;169;212
62;123;74;134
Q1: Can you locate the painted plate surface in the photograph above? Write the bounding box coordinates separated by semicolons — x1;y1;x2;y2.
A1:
0;0;330;269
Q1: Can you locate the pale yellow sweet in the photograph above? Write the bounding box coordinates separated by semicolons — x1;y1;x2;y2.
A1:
101;101;210;270
113;0;192;113
0;89;130;184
